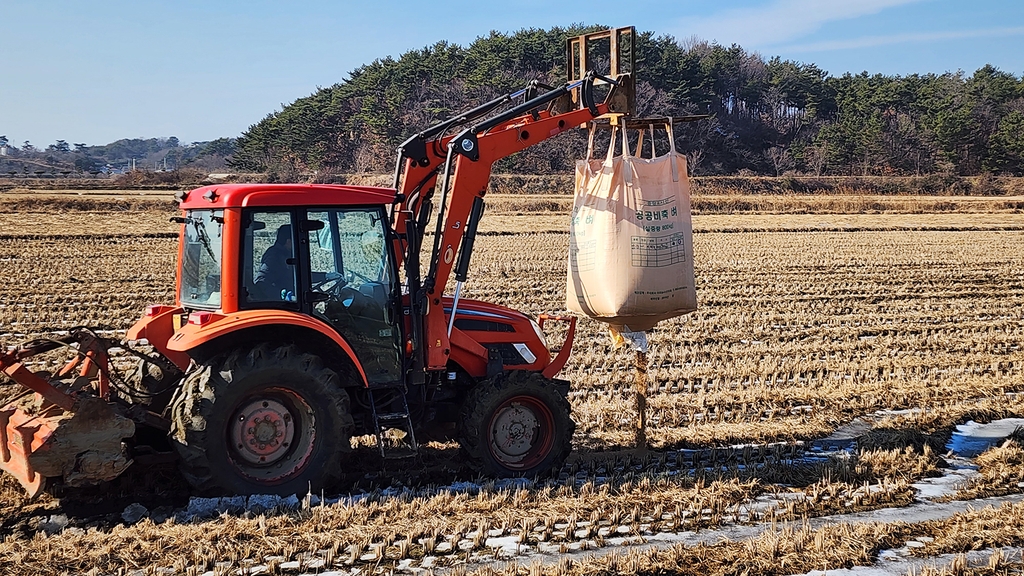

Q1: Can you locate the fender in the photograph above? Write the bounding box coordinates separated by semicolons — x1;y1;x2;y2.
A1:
126;305;192;371
166;309;369;387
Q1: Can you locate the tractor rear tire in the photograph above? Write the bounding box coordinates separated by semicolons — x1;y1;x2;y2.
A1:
169;344;354;495
459;371;574;478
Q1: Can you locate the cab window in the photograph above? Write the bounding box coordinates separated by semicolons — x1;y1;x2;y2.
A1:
241;211;298;305
179;210;223;309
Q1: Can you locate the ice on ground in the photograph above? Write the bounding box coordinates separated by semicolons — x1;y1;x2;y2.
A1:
445;481;484;493
178;493;302;520
788;546;1024;576
121;503;149;524
484;535;524;557
38;514;69;535
180;495;245;519
912;456;978;500
810;418;872;452
465;488;1024;573
495;477;535;490
947;418;1024;457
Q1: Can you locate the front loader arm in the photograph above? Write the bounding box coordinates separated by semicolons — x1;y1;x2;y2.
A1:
391;83;547;266
412;74;625;370
389;73;626;375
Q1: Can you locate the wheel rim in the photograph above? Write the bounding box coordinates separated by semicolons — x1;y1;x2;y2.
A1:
228;387;316;484
487;394;556;471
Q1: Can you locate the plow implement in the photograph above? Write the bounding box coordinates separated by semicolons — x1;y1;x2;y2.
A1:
0;330;142;497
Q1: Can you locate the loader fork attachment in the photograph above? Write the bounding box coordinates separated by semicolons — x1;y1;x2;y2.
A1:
566;26;636;116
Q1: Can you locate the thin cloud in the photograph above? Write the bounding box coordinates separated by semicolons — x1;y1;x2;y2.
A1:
675;0;926;48
775;26;1024;52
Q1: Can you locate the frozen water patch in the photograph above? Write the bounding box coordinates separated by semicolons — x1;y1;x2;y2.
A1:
459;491;1024;574
37;514;70;535
787;546;1023;576
810;418;873;452
484;535;525;558
912;456;978;500
170;480;532;523
166;409;970;525
495;477;535;491
947;418;1024;458
445;481;486;493
121;503;149;524
153;413;1024;574
177;494;302;521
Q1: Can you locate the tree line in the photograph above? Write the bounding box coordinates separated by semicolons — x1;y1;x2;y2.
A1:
230;25;1024;178
0;136;236;174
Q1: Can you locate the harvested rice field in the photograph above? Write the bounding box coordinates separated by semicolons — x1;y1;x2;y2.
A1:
1;189;1024;575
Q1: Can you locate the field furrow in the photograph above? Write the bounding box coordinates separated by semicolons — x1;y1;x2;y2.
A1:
1;197;1023;575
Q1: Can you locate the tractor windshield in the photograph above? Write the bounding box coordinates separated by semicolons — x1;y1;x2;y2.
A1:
179;209;223;309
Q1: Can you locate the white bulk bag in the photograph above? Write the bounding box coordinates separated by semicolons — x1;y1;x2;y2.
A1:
567;120;697;332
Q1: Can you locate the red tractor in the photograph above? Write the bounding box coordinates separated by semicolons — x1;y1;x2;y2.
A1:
0;28;637;496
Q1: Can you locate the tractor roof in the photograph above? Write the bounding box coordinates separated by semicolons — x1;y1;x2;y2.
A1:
178;183;398;210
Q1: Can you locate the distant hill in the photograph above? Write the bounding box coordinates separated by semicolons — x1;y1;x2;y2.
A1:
0;137;236;176
230;25;1024;177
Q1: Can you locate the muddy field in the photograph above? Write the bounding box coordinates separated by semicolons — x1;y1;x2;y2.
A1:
1;191;1023;575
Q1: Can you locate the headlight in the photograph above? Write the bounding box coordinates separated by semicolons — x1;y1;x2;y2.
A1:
529;318;548;351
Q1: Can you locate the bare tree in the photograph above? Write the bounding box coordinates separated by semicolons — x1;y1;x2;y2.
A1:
353;138;390;173
805;143;827;176
679;35;712;58
634;81;672;118
685;148;705;175
765;145;793;176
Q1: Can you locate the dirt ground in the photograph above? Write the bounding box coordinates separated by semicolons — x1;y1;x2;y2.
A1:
0;190;1022;575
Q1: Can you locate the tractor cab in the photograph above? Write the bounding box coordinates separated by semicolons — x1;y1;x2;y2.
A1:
170;184;405;386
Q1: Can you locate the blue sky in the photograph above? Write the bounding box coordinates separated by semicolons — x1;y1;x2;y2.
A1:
2;0;1022;148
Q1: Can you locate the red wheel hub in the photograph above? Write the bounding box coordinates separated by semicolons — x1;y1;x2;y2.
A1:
487;395;555;471
228;388;316;483
231;399;296;465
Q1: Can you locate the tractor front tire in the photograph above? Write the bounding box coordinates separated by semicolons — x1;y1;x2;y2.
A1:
459;371;574;478
169;344;354;495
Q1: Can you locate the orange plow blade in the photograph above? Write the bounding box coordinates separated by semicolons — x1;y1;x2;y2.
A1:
0;332;138;497
0;397;56;496
0;391;135;498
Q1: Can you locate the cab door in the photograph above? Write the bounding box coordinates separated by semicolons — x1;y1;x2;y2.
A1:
303;208;403;385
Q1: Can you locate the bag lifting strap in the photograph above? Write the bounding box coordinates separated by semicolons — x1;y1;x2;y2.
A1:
616;123;633;185
667;117;679;182
628;120;678;181
634;123;658;159
585;123;597;163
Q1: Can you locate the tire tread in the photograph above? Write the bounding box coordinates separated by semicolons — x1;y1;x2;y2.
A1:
169;344;354;494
